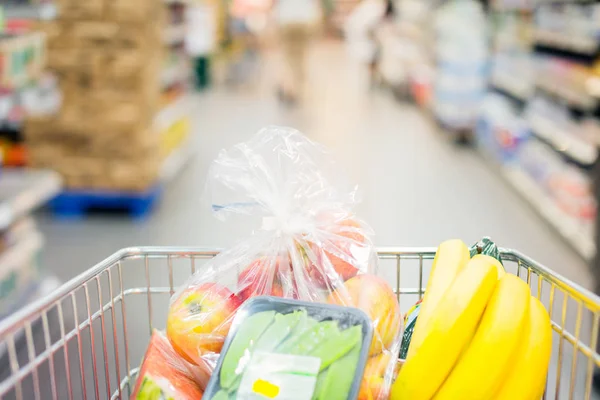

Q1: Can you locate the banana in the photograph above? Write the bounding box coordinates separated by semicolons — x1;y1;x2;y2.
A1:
390;256;498;400
407;239;470;360
495;296;552;400
472;254;505;280
433;274;531;400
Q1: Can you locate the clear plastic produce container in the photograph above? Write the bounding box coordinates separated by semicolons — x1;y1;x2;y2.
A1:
203;296;374;400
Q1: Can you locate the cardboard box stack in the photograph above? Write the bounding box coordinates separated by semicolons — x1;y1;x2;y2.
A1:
25;0;168;191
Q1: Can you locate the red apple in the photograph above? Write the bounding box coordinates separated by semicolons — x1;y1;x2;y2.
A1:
166;283;242;365
131;331;204;399
308;218;371;288
328;274;400;355
237;256;292;302
358;353;399;400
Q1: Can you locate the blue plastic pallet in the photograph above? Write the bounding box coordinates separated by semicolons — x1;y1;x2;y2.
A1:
49;185;162;219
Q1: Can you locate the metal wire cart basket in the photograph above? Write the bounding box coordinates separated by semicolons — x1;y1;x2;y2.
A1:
0;247;598;399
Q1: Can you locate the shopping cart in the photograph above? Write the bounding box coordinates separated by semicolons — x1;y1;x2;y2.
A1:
0;246;598;400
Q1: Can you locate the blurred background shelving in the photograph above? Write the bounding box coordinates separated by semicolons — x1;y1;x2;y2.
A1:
364;0;600;261
0;2;63;320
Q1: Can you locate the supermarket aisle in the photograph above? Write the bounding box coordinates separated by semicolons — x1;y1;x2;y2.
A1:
37;40;593;291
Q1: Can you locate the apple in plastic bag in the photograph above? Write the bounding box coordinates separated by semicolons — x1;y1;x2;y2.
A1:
131;331;204;399
359;353;396;400
167;283;242;365
237;256;286;302
328;274;400;355
308;218;370;288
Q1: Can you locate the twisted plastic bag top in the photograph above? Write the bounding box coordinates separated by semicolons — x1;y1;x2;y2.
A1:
209;126;359;225
166;127;401;400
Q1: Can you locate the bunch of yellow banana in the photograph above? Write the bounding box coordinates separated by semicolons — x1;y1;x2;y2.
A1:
391;239;552;400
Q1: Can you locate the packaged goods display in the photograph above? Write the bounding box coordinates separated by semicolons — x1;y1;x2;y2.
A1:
0;168;62;323
0;25;50;166
23;0;190;191
432;0;488;131
477;94;529;163
478;0;600;259
533;3;600;57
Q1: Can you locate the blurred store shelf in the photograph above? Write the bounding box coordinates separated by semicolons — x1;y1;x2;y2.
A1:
154;94;194;132
160;139;195;183
0;230;42;275
490;73;531;102
501;166;595;260
534;29;599;56
536;78;597;111
161;62;191;89
3;2;58;20
0;270;60;356
527;113;597;166
0;169;62;231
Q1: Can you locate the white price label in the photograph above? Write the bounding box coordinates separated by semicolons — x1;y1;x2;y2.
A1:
238;352;321;400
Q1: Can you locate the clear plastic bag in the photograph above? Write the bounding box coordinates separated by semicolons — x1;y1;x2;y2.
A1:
166;127;402;399
131;331;205;399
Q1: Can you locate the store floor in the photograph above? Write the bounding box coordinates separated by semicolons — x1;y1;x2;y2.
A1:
37;39;593;292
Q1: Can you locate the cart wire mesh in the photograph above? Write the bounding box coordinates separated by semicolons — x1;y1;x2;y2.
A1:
0;247;598;399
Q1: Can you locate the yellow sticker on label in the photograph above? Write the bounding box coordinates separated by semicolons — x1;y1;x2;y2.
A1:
252;379;280;398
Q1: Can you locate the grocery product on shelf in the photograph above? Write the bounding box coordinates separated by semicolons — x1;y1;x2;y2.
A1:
534;3;600;58
490;53;535;101
0;168;61;324
331;0;362;34
25;0;192;192
161;127;400;399
391;239;553;400
431;0;488;132
2;1;58;22
203;297;373;400
0;20;52;166
393;0;436;108
525;94;597;167
477;93;530;163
